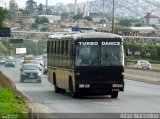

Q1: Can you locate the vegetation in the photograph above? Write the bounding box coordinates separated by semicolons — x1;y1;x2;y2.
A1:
35;17;49;24
61;12;69;20
118;19;139;27
126;44;160;61
0;7;9;27
31;23;38;29
84;16;93;21
72;13;83;21
0;43;9;55
1;39;46;56
19;9;31;14
0;88;27;119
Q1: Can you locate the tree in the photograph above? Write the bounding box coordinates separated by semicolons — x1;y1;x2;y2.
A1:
31;23;38;29
35;17;49;24
135;23;142;27
0;7;9;27
84;16;93;21
119;19;139;27
72;13;83;21
100;19;106;24
38;3;43;11
37;3;43;14
61;12;69;20
19;9;31;14
119;19;132;27
40;27;49;32
26;0;37;12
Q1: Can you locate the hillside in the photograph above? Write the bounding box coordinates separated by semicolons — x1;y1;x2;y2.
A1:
88;0;160;18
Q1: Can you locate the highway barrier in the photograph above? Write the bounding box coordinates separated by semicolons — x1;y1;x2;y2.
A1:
0;70;55;119
0;71;16;90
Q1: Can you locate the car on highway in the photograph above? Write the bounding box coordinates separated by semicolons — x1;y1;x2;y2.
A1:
20;63;42;83
135;60;151;70
5;59;16;68
30;60;44;71
43;65;47;75
0;57;6;65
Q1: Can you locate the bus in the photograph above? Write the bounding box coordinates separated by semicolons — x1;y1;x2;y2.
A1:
47;32;125;98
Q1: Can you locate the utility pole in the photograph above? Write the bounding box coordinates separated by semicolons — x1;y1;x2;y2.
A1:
74;0;77;15
102;0;104;31
112;0;115;33
46;0;48;15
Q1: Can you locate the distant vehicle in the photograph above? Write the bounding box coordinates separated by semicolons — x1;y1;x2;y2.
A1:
5;59;15;68
31;60;43;71
43;65;47;75
23;55;34;64
135;60;151;70
47;32;125;98
20;63;41;83
0;57;6;65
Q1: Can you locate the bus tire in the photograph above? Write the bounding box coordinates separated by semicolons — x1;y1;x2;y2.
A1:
111;91;118;98
53;74;61;93
69;79;78;98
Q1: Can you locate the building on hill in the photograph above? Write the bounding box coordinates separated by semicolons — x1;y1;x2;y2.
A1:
142;12;160;26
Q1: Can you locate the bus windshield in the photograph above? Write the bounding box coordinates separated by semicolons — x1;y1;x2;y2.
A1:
75;41;124;66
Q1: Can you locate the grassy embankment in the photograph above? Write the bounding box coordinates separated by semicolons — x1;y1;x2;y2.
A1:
0;88;28;119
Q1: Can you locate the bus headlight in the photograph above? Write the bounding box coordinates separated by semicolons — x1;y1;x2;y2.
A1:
76;73;80;76
79;84;84;88
112;84;123;88
79;84;90;88
85;84;90;88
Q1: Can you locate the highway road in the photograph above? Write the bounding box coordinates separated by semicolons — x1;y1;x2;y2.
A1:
0;61;160;115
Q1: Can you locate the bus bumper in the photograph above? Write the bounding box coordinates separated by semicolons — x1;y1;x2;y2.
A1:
75;82;124;94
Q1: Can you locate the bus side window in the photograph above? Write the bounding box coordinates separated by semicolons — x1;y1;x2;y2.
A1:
61;41;64;55
65;40;68;55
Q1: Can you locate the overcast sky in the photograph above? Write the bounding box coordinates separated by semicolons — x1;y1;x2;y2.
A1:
0;0;89;8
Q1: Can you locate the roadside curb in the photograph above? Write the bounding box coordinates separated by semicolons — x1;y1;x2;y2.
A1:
124;73;160;85
0;70;56;119
125;66;160;73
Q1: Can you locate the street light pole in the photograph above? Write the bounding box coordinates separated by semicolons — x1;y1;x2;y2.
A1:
36;41;37;56
112;0;115;33
102;0;104;31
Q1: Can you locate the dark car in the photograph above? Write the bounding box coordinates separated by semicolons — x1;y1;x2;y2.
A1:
20;63;42;83
5;59;15;68
43;65;47;75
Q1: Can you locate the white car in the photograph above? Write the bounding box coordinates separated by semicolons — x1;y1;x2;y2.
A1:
135;60;151;70
31;60;43;71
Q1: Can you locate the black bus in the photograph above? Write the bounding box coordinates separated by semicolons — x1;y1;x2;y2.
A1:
47;32;125;98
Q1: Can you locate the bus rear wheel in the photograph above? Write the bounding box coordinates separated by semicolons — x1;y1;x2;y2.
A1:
69;79;78;98
111;91;118;98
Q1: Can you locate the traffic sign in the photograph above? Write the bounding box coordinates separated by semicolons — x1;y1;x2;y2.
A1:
0;27;11;37
10;39;23;43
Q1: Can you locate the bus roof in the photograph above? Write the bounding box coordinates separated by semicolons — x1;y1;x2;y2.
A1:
48;32;123;40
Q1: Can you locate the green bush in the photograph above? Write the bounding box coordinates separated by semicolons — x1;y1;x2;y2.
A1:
0;88;27;119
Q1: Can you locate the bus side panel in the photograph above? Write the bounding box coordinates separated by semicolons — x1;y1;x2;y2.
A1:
55;68;65;88
48;67;54;84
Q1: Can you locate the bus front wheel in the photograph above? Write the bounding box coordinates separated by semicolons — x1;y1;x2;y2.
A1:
53;75;61;93
111;91;118;98
69;79;78;98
